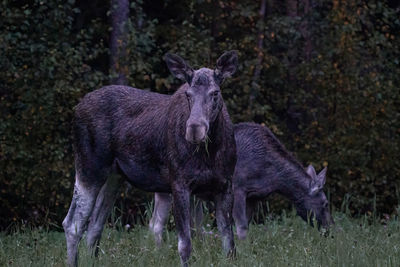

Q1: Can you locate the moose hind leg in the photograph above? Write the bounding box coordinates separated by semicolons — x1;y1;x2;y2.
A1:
232;190;248;240
62;173;102;267
86;174;123;256
149;193;172;247
215;190;235;256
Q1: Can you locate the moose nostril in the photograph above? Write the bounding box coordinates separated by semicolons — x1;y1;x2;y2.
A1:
189;122;201;129
187;120;208;131
185;121;208;143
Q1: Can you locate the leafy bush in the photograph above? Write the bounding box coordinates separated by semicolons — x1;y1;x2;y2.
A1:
0;0;399;229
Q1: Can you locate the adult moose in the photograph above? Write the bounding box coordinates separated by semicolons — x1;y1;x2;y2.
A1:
151;122;334;242
62;51;238;267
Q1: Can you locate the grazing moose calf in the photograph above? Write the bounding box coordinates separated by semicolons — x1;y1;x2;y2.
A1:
151;122;334;242
62;51;238;267
232;122;334;239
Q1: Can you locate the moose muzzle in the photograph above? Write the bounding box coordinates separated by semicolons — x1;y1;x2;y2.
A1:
185;119;208;144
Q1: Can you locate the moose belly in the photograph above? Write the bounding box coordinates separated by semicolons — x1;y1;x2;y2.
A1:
116;157;170;193
190;170;230;198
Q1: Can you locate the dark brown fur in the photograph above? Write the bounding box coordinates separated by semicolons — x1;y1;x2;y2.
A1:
63;51;239;267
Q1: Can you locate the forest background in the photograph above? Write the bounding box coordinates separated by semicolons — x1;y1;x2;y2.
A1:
1;0;399;230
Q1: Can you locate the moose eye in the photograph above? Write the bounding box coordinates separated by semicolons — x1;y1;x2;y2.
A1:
210;91;219;100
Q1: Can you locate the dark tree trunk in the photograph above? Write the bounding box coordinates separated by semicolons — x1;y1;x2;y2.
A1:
210;0;218;63
110;0;129;85
249;0;267;107
266;0;274;16
300;0;312;61
285;0;300;133
285;0;298;73
286;0;297;17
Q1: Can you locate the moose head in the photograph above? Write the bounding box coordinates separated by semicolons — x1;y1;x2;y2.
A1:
165;51;238;144
296;165;335;229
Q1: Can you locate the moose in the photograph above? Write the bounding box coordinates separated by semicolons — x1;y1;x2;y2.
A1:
62;51;239;266
150;122;334;242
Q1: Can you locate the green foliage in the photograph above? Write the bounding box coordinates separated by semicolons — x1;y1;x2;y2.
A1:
0;0;400;229
0;0;107;227
284;0;400;214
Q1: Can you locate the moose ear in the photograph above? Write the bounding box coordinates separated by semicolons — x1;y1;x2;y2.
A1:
306;164;317;178
164;53;194;83
317;167;327;183
309;167;327;195
215;50;238;82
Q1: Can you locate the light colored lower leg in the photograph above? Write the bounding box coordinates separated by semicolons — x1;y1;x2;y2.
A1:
172;187;191;267
215;192;235;255
178;234;191;267
149;193;172;246
62;176;100;267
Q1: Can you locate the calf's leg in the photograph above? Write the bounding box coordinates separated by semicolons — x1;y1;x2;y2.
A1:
62;172;102;267
233;190;248;240
246;199;256;225
86;174;123;256
150;193;204;246
191;197;204;236
149;192;172;246
172;185;191;267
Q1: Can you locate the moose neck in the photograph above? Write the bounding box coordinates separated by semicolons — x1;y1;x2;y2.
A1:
276;166;311;205
208;105;226;141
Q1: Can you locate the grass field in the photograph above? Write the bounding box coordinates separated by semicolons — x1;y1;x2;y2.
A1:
1;210;399;267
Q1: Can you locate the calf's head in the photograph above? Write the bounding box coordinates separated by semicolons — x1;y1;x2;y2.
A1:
165;51;238;144
296;165;334;229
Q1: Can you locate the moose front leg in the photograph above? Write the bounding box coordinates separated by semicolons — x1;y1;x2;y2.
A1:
215;189;235;257
172;184;191;267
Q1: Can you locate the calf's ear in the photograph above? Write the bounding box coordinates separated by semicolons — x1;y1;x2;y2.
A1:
215;50;238;83
317;167;327;183
165;53;194;83
306;164;317;178
309;167;327;195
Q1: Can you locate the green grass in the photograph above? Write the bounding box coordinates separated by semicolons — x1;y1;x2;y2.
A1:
1;212;400;267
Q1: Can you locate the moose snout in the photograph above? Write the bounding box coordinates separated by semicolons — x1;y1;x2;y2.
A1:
185;120;209;144
318;212;335;230
326;213;335;227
